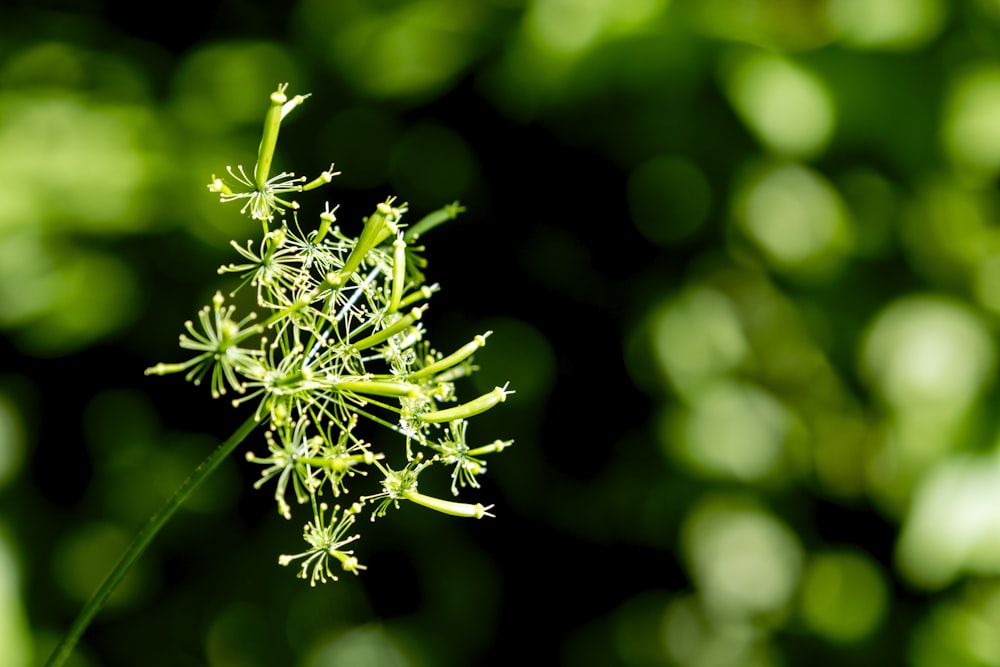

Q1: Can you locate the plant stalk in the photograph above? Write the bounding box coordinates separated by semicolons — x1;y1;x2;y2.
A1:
44;414;260;667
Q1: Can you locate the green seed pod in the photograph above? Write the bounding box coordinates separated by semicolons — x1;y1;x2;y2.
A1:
316;203;339;244
408;332;491;380
333;379;421;398
402;489;494;518
419;385;511;423
351;306;426;351
302;164;339;193
254;85;289;189
389;235;407;313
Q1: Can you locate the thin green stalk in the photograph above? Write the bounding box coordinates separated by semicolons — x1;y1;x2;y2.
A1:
44;414;260;667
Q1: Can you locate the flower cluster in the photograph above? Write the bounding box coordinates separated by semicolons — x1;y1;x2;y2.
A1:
147;84;512;584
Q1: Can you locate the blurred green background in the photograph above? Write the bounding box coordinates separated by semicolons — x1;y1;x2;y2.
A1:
4;0;1000;665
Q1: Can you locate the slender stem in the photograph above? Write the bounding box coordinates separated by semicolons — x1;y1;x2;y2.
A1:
44;414;260;667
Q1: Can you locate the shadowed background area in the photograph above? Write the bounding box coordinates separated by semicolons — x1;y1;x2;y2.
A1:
4;1;1000;665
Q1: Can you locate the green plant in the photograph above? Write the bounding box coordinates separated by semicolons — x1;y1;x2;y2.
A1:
44;84;512;667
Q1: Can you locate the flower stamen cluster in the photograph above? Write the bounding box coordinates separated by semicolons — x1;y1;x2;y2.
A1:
277;498;366;586
147;84;512;582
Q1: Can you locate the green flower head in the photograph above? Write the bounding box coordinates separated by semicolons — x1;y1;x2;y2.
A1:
149;84;512;584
